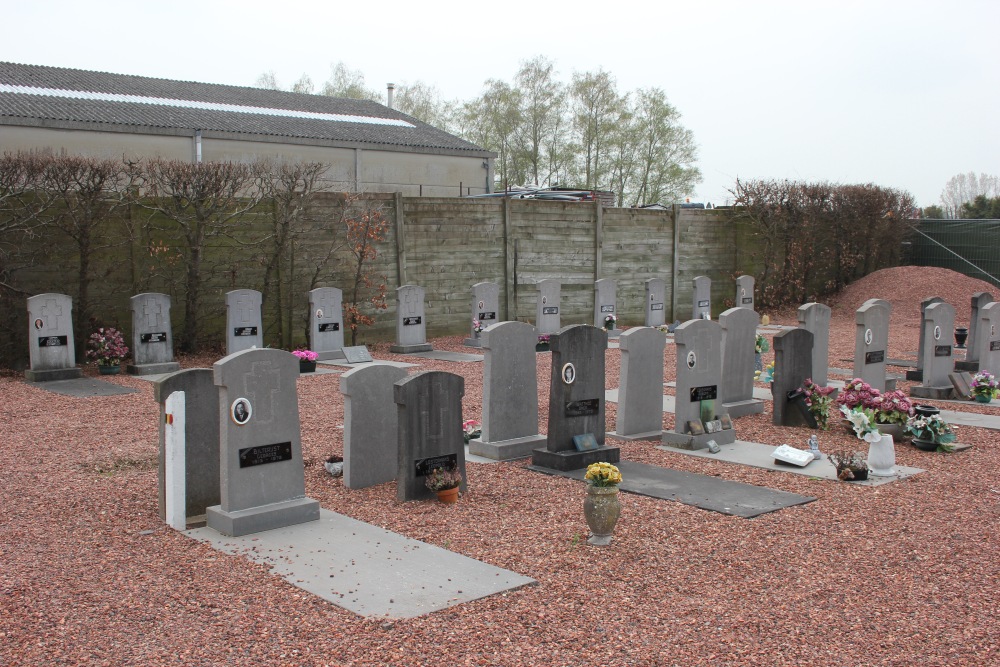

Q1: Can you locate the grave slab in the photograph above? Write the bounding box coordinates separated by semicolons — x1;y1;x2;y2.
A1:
735;275;755;310
25;293;82;381
390;285;433;354
323;359;419;370
225;289;263;355
341;364;408;490
464;282;500;347
406;350;484;363
128;292;180;375
611;327;666;439
645;278;666;327
26;377;137;397
692;276;712;320
720;307;764;418
529;461;815;518
535;279;561;334
187;509;535;619
308;287;346;361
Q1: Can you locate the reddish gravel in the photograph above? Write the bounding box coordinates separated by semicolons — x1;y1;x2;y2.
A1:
2;267;999;666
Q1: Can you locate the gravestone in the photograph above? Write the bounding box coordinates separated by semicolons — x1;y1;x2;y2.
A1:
719;307;765;418
532;325;620;470
395;371;467;501
911;301;956;399
535;279;561;334
956;292;994;372
593;278;619;339
853;300;891;392
644;278;666;327
225;289;263;355
153;368;220;523
906;297;945;381
735;275;755;310
772;328;815;427
692;276;712;320
661;319;736;450
340;364;407;489
25;293;82;381
390;284;433;353
128;292;180;375
308;287;345;360
610;327;666;439
470;321;546;460
464;282;500;348
974;301;1000;376
206;348;319;536
797;302;832;386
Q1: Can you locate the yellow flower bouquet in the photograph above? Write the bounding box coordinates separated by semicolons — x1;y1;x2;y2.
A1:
585;462;622;487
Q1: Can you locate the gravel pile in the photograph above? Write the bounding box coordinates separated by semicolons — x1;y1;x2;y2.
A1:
2;268;998;666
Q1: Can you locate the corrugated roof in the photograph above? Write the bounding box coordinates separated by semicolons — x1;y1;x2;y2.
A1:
0;62;489;155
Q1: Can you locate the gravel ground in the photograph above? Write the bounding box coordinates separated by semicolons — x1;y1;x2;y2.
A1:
2;267;998;666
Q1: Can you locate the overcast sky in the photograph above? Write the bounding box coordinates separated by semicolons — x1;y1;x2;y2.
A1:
5;0;997;208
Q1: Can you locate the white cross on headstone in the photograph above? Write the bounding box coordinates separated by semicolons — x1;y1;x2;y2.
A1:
142;300;163;328
243;361;282;424
403;290;418;316
40;298;63;331
237;297;256;324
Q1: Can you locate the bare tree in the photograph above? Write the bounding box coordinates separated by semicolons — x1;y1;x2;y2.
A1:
940;172;1000;218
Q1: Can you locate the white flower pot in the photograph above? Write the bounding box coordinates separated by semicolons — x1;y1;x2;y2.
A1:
868;433;897;477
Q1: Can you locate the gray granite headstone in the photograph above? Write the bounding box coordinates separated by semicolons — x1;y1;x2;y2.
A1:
692;276;712;320
719;307;764;418
662;319;735;450
128;292;180;375
535;279;561;334
735;275;755;310
395;371;467;501
340;364;407;489
594;278;619;338
390;284;433;353
25;293;82;381
470;321;546;460
907;296;944;381
911;301;956;399
225;289;263;355
611;327;666;439
308;287;345;360
153;368;220;522
532;325;619;470
853;300;891;392
206;348;319;536
957;292;994;371
464;282;500;348
797;302;831;387
772;328;814;427
645;278;666;327
975;301;1000;376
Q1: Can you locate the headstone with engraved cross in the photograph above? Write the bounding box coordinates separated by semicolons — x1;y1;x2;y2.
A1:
853;299;892;392
956;292;995;372
25;293;82;381
390;284;433;353
719;307;765;418
395;370;467;501
610;326;666;439
692;276;712;320
464;282;500;348
205;348;319;536
906;296;945;381
225;289;263;355
535;279;561;335
308;287;346;360
645;278;666;327
735;275;755;310
128;292;180;375
912;301;956;399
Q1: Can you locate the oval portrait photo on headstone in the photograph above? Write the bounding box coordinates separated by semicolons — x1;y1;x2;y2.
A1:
478;300;485;310
561;363;576;385
34;318;43;330
231;398;252;425
933;325;941;340
865;328;873;346
316;308;323;319
687;351;697;369
541;295;547;305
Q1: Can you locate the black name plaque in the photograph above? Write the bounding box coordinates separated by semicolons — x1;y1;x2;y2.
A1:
865;350;885;364
238;442;293;468
690;385;718;402
565;398;600;417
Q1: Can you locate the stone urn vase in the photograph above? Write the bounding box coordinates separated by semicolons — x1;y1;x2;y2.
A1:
974;394;993;404
868;433;897;477
584;484;621;546
955;327;969;348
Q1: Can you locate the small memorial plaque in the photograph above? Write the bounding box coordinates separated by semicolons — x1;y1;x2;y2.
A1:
318;322;340;332
720;414;733;430
238;442;293;468
403;316;422;326
140;332;166;343
342;346;373;363
772;444;814;467
572;433;599;451
565;398;600;417
651;303;663;311
542;306;559;315
687;420;705;435
697;300;710;308
741;297;753;304
690;385;718;402
992;341;1000;352
234;326;258;337
865;350;885;364
601;305;615;313
38;336;68;347
934;345;952;357
414;453;458;477
478;311;496;320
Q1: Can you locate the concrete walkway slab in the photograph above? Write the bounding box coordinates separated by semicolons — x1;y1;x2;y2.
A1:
187;509;534;619
529;461;815;518
26;377;138;397
296;366;343;378
406;350;484;363
323;359;419;369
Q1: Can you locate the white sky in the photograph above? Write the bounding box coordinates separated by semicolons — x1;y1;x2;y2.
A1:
4;0;997;208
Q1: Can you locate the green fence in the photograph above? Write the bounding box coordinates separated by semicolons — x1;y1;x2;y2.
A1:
906;219;1000;289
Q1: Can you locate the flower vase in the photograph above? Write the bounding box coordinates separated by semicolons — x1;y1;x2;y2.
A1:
98;365;121;375
299;360;317;373
974;394;992;404
868;433;896;476
583;484;621;546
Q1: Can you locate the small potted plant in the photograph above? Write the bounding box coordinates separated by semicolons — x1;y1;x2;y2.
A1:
86;327;129;374
905;414;957;452
472;318;484;338
800;378;836;430
583;462;623;546
604;314;617;331
292;348;318;373
828;449;869;481
971;371;999;404
536;334;551;352
462;419;482;444
425;466;463;503
837;379;913;439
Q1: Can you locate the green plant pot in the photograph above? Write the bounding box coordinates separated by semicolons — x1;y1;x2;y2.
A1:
912;438;937;452
974;394;992;404
98;365;121;375
535;343;550;353
299;360;317;373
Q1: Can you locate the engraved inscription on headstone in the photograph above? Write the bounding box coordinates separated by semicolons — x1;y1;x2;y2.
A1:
318;323;340;332
342;346;374;364
543;307;559;315
691;385;718;402
414;453;459;477
865;350;885;364
141;332;167;343
403;317;422;326
934;345;952;357
238;442;293;468
234;326;258;336
565;398;599;417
